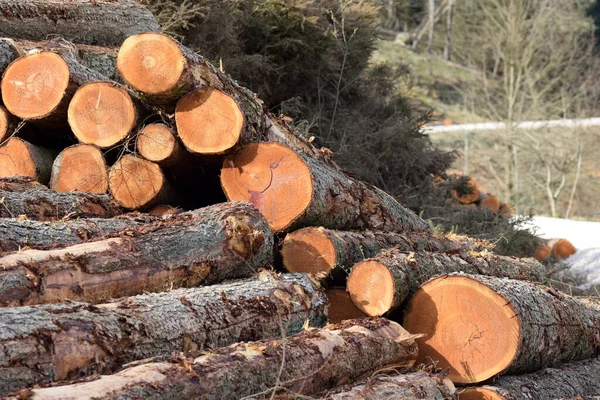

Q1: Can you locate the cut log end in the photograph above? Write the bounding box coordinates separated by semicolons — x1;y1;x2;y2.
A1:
221;142;313;231
552;239;576;260
148;204;179;216
453;178;480;204
480;195;500;213
346;260;395;317
281;227;336;275
0;137;52;182
117;33;185;95
458;387;505;400
403;276;520;384
535;243;552;262
108;155;165;209
68;82;136;148
50;144;108;194
137;124;177;162
0;106;14;142
1;52;70;120
176;88;244;154
326;289;367;324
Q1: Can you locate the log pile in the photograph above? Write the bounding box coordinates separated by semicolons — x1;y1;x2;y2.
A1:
0;2;597;398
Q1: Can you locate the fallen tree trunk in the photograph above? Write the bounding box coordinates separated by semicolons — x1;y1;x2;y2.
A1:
0;202;273;306
0;137;55;183
0;213;157;252
221;142;429;233
0;0;160;46
326;371;456;399
0;272;327;396
403;273;600;384
12;319;418;400
0;180;122;220
281;228;482;280
459;358;600;400
50;144;108;194
347;249;548;316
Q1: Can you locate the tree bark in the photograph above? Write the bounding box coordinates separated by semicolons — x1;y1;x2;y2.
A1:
281;227;489;282
0;213;157;252
222;142;429;233
0;272;327;396
0;37;24;76
0;0;160;46
0;180;122;220
403;273;600;384
347;249;548;316
460;358;600;400
0;202;273;306
326;371;456;399
13;319;419;400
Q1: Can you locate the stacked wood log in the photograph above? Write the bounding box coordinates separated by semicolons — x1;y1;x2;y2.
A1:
0;3;597;398
446;169;514;216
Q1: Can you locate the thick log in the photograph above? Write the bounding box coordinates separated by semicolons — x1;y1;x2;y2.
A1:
347;249;548;316
281;228;482;280
0;202;273;306
453;177;480;204
136;123;185;166
403;273;600;384
0;175;45;191
108;154;175;210
535;242;551;262
0;272;327;396
222;142;429;233
50;144;108;193
0;1;160;46
459;358;600;400
0;213;157;252
326;371;456;399
0;137;55;183
549;238;577;260
0;180;122;220
13;319;419;400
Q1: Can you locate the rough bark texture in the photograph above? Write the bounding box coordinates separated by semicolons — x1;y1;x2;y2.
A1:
0;181;122;220
0;272;327;396
464;358;600;400
0;202;273;306
326;371;456;399
0;213;157;252
14;319;418;400
354;249;549;314
0;0;160;46
0;38;24;75
435;274;600;376
0;176;44;192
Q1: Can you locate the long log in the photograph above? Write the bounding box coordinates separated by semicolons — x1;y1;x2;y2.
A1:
0;272;327;396
12;319;419;400
403;273;600;384
326;371;456;399
281;227;486;280
0;179;122;220
0;175;44;191
0;202;273;306
459;358;600;400
347;249;548;316
0;0;160;46
0;137;55;183
0;213;157;252
221;142;429;233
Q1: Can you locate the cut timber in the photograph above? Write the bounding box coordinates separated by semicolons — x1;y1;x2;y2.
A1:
281;228;469;279
0;175;44;191
50;144;108;194
176;88;244;155
0;38;24;75
549;238;577;259
221;142;429;232
0;137;54;183
148;204;180;216
0;0;160;46
0;273;326;395
108;154;173;210
535;242;552;262
480;194;500;213
326;288;366;323
0;202;273;306
347;249;548;316
0;105;19;143
327;371;456;399
499;203;515;217
458;358;600;400
14;319;418;400
453;177;480;204
1;50;108;127
68;82;138;148
0;214;157;253
403;274;600;384
136;123;183;165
